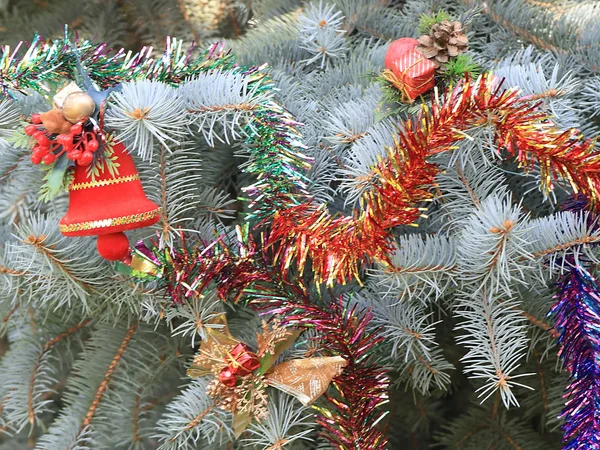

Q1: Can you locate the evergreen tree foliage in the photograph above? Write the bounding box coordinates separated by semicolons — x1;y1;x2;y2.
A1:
1;0;600;449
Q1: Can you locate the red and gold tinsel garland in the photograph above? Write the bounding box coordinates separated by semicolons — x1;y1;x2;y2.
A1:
268;75;600;286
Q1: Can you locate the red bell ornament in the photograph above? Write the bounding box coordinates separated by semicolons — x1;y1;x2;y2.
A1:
59;141;160;260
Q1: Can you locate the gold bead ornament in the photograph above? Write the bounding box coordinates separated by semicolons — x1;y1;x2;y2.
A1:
62;92;96;123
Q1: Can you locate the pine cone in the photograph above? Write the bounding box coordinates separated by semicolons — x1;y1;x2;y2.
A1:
416;21;468;67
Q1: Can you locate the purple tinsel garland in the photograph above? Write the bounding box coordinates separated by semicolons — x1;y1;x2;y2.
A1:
552;264;600;449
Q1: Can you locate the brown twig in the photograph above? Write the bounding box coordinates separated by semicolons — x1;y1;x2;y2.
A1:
27;320;91;425
184;407;212;431
22;234;90;290
520;309;557;337
385;263;457;274
0;153;26;183
486;220;516;275
498;298;557;337
534;351;549;414
517;88;566;102
229;6;242;37
2;303;20;324
523;0;566;13
336;131;368;144
0;265;25;276
67;322;137;447
168;406;214;443
187;103;258;113
454;424;488;447
530;235;598;259
456;162;481;208
132;391;141;443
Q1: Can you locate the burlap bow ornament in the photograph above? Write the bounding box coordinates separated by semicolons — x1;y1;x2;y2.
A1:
187;315;347;437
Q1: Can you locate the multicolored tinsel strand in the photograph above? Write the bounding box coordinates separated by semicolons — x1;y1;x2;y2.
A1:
240;95;312;217
0;29;235;96
551;265;600;449
159;228;273;304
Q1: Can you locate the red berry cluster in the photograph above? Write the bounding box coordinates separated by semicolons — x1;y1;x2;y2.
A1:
25;114;100;166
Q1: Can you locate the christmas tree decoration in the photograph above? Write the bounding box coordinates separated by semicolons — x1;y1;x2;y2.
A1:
382;37;436;102
61;91;96;123
551;264;600;449
59;141;160;260
25;108;101;168
381;14;476;103
257;298;389;449
416;20;469;67
125;228;389;448
24;82;110;170
2;2;600;450
187;315;346;437
20;78;161;260
38;109;73;135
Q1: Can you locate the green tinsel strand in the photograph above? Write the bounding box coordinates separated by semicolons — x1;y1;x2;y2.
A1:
0;28;237;97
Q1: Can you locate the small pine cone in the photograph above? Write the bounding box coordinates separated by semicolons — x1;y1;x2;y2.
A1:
416;20;468;67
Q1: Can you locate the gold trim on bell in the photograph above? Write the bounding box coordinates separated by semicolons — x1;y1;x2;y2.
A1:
59;208;161;233
70;174;140;191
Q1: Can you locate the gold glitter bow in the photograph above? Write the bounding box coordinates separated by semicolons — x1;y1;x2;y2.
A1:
187;315;347;437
